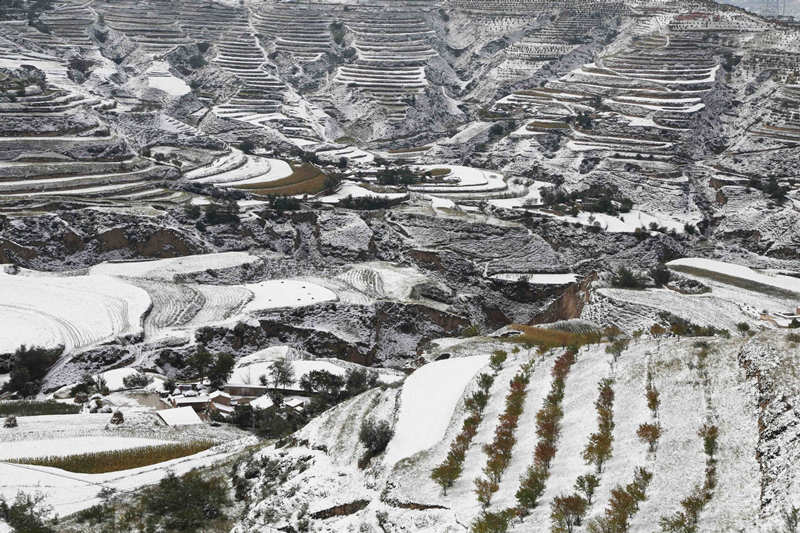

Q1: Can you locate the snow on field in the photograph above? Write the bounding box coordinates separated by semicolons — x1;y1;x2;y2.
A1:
336;262;429;301
148;74;190;96
489;180;550;209
184;284;252;326
0;271;150;354
599;287;763;331
0;437;175;460
244;279;337;312
409;165;506;195
146;61;190;96
218;157;293;187
229;347;403;387
96;368;141;392
491;272;578;284
668;257;800;295
0;437;256;517
317;181;408;204
383;355;489;466
90;252;259;280
0;413;115;442
156;407;202;426
543;208;692;233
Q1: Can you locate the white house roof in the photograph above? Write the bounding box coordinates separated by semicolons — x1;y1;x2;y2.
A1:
156;406;203;426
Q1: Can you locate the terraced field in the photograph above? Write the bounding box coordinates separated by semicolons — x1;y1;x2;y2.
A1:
335;11;437;121
0;270;151;355
0;60;186;211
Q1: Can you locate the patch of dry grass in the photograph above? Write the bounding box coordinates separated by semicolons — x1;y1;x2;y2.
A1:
10;441;216;474
506;325;606;351
236;163;326;196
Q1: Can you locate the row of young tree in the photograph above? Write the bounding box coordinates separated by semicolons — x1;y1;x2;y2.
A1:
432;350;507;494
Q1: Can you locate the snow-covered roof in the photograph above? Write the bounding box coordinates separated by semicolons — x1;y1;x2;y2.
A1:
156;407;203;426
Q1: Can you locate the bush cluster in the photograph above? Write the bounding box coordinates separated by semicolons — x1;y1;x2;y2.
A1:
3;345;63;397
358;418;393;468
0;491;54;533
586;467;653;532
432;351;506;494
122;372;152;389
516;349;577;512
474;361;534;508
0;400;80;417
339;195;397;210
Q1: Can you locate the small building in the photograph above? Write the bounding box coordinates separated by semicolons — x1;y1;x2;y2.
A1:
169;392;210;413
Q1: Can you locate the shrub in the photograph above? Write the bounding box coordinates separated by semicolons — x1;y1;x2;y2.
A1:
605;338;629;362
637;423;661;452
650;263;671;286
508;326;604;352
471;508;515;533
698;424;718;458
612;267;644;289
122;372;151;389
490;350;507;372
338;195;396;210
136;470;229;531
646;382;660;416
188;54;206;68
575;473;599;505
359;418;393;462
736;322;750;333
587;467;652;533
4;345;63;396
3;415;17;428
109;410;124;425
462;324;480;337
551;494;588;533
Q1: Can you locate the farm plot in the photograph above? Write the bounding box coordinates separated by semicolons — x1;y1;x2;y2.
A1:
335;262;429;301
235;163;327;196
184;284;252;326
244;279;337;312
0;437;256;517
667;258;800;320
90;252;259;280
131;280;204;336
383;355;490;467
667;258;800;299
598;287;763;331
409;165;508;198
317;181;408;205
0;437;175;461
0;271;150;355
